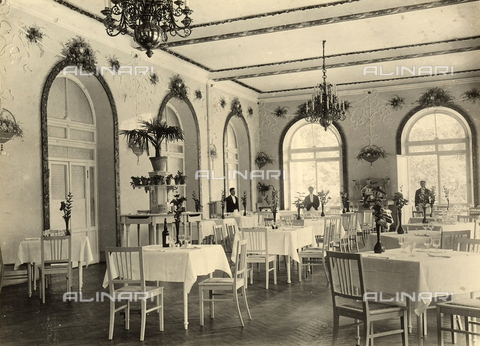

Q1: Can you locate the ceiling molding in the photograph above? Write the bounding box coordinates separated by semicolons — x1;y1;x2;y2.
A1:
159;0;478;49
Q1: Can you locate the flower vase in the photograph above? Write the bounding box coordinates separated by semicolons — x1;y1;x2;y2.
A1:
273;212;277;224
422;207;428;224
396;209;404;234
297;207;302;220
430;202;434;217
64;218;70;236
243;208;247;216
346;201;350;213
373;223;385;253
342;207;346;214
221;207;225;219
175;221;181;245
321;203;325;217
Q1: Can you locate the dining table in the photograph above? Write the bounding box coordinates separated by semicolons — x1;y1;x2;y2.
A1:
102;244;231;330
362;230;442;252
14;234;94;297
232;225;315;284
360;248;480;345
405;221;476;233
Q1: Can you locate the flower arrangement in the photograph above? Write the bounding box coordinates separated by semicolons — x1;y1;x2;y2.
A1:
317;190;331;205
241;191;248;216
272;105;288;118
149;73;159;85
255;152;274;168
25;24;44;44
461;88;480;103
247;106;254;116
170;188;187;224
61;36;97;72
388;95;405;110
443;186;450;210
192;191;202;212
229;97;243;118
393;192;408;210
356;145;387;165
264;187;279;214
107;55;120;71
60;192;73;235
257;182;272;195
293;192;305;220
169;74;188;100
416;87;454;107
369;187;392;228
220;190;226;218
219;97;227;108
0;108;23;140
194;89;203;100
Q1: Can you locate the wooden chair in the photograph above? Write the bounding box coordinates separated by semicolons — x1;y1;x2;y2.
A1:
412;206;424;217
358;210;375;245
106;247;164;341
242;228;277;289
343;213;361;252
456;238;480;252
441;230;471;250
458;215;476;223
225;223;237;252
198;238;252;327
213;225;226;250
326;251;408;346
40;233;72;304
298;216;341;282
437;299;480;346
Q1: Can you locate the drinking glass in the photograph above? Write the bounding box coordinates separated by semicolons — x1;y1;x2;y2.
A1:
432;239;441;252
178;234;185;247
408;241;415;253
427;223;435;231
423;237;432;250
398;236;405;251
422;223;429;232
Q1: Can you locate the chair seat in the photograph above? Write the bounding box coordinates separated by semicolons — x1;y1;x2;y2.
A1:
199;277;245;290
246;254;276;262
341;300;407;314
114;285;163;295
438;298;480;310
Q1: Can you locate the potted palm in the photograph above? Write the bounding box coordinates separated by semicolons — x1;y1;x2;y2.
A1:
120;115;184;171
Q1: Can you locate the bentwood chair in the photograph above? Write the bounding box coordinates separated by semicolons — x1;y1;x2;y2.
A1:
326;251;408;346
40;233;72;304
106;247;164;341
199;238;252;327
242;228;277;289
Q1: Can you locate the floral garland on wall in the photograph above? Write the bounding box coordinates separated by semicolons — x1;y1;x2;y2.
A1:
61;36;97;72
461;88;480;103
415;87;454;107
229;97;243;117
168;74;188;100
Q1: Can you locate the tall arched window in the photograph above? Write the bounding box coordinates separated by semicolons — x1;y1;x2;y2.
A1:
225;123;239;192
283;119;343;208
401;107;473;206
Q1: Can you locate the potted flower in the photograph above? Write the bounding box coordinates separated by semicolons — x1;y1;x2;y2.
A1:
0;109;23;144
151;175;164;185
264;187;279;227
130;176;141;188
170;188;187;244
370;186;392;253
165;174;173;185
392;191;408;234
120;115;184;171
340;191;348;213
317;190;331;217
292;192;305;220
174;171;187;185
192;190;202;212
429;187;436;217
60;192;73;235
356;145;387;166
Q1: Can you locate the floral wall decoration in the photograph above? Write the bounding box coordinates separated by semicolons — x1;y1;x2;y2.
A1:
387;95;405;110
149;72;159;85
61;36;97;72
229;97;243;117
415;87;454;107
350;91;391;166
247;106;254;116
107;55;120;71
219;97;227;109
24;24;45;55
272;105;288;118
194;89;202;100
168;74;188;100
461;88;480;103
255;151;274;168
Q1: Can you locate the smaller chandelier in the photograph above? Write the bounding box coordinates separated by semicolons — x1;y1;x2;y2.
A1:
304;40;347;131
101;0;193;58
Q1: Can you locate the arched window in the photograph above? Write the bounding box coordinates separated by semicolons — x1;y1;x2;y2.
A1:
283;119;343;208
401;107;473;206
225;123;239;193
162;104;185;174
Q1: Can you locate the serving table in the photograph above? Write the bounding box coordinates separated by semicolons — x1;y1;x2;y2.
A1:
232;226;315;284
14;234;94;296
102;244;231;329
360;248;480;345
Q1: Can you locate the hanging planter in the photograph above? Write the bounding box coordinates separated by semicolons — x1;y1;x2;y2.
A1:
255;151;274;169
0;108;23;145
356;145;387;166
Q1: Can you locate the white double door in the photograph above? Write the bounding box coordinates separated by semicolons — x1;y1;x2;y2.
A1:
49;160;99;263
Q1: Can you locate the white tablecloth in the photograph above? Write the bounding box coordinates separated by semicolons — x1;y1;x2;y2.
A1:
198;220;217;242
103;244;231;293
363;230;442;251
406;222;475;234
234;215;258;229
14;235;94;270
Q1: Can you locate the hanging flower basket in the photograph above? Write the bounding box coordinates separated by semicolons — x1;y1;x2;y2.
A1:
0;108;23;144
356;145;387;165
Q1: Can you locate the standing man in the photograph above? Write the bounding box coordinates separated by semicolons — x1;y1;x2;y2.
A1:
225;187;239;212
414;180;431;210
304;186;320;211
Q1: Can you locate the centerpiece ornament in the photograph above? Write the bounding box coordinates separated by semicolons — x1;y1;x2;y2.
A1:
170;187;186;244
101;0;193;58
370;187;392;253
292;192;306;220
317;190;331;217
417;190;434;224
264;187;279;227
393;191;408;234
340;191;349;213
298;41;348;131
60;192;73;235
241;191;248;216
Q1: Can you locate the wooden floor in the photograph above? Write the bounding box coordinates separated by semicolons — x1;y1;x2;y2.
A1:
0;258;473;346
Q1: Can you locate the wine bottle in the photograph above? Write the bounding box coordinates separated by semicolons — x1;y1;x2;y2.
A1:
162;218;169;247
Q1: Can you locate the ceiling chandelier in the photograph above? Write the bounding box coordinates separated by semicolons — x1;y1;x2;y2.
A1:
304;40;347;131
101;0;193;58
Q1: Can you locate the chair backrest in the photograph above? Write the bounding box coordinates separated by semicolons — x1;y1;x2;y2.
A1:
242;228;268;255
359;210;375;227
105;247;144;293
441;230;471;250
468;208;480;217
457;215;476;223
343;213;358;232
325;216;345;251
455;238;480;252
326;251;367;311
226;223;236;240
233;238;248;287
41;235;72;265
213;225;225;247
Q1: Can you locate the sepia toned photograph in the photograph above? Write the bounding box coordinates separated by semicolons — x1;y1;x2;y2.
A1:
1;0;479;345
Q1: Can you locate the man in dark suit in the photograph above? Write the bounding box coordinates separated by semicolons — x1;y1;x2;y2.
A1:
414;180;431;210
225;187;239;213
304;186;320;211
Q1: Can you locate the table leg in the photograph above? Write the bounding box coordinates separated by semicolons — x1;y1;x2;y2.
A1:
124;224;130;247
137;224;141;246
78;261;83;292
183;282;189;330
27;263;32;297
287;256;291;284
417;312;424;346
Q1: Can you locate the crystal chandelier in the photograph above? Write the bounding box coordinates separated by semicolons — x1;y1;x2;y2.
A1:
304;40;347;131
101;0;193;58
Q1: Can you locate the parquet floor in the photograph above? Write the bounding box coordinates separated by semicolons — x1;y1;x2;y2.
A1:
0;258;472;346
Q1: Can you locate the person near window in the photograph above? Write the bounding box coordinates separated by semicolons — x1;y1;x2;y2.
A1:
225;187;239;213
414;180;431;211
304;186;320;211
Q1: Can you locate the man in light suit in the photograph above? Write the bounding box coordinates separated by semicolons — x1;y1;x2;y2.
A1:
304;186;320;211
225;187;239;213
